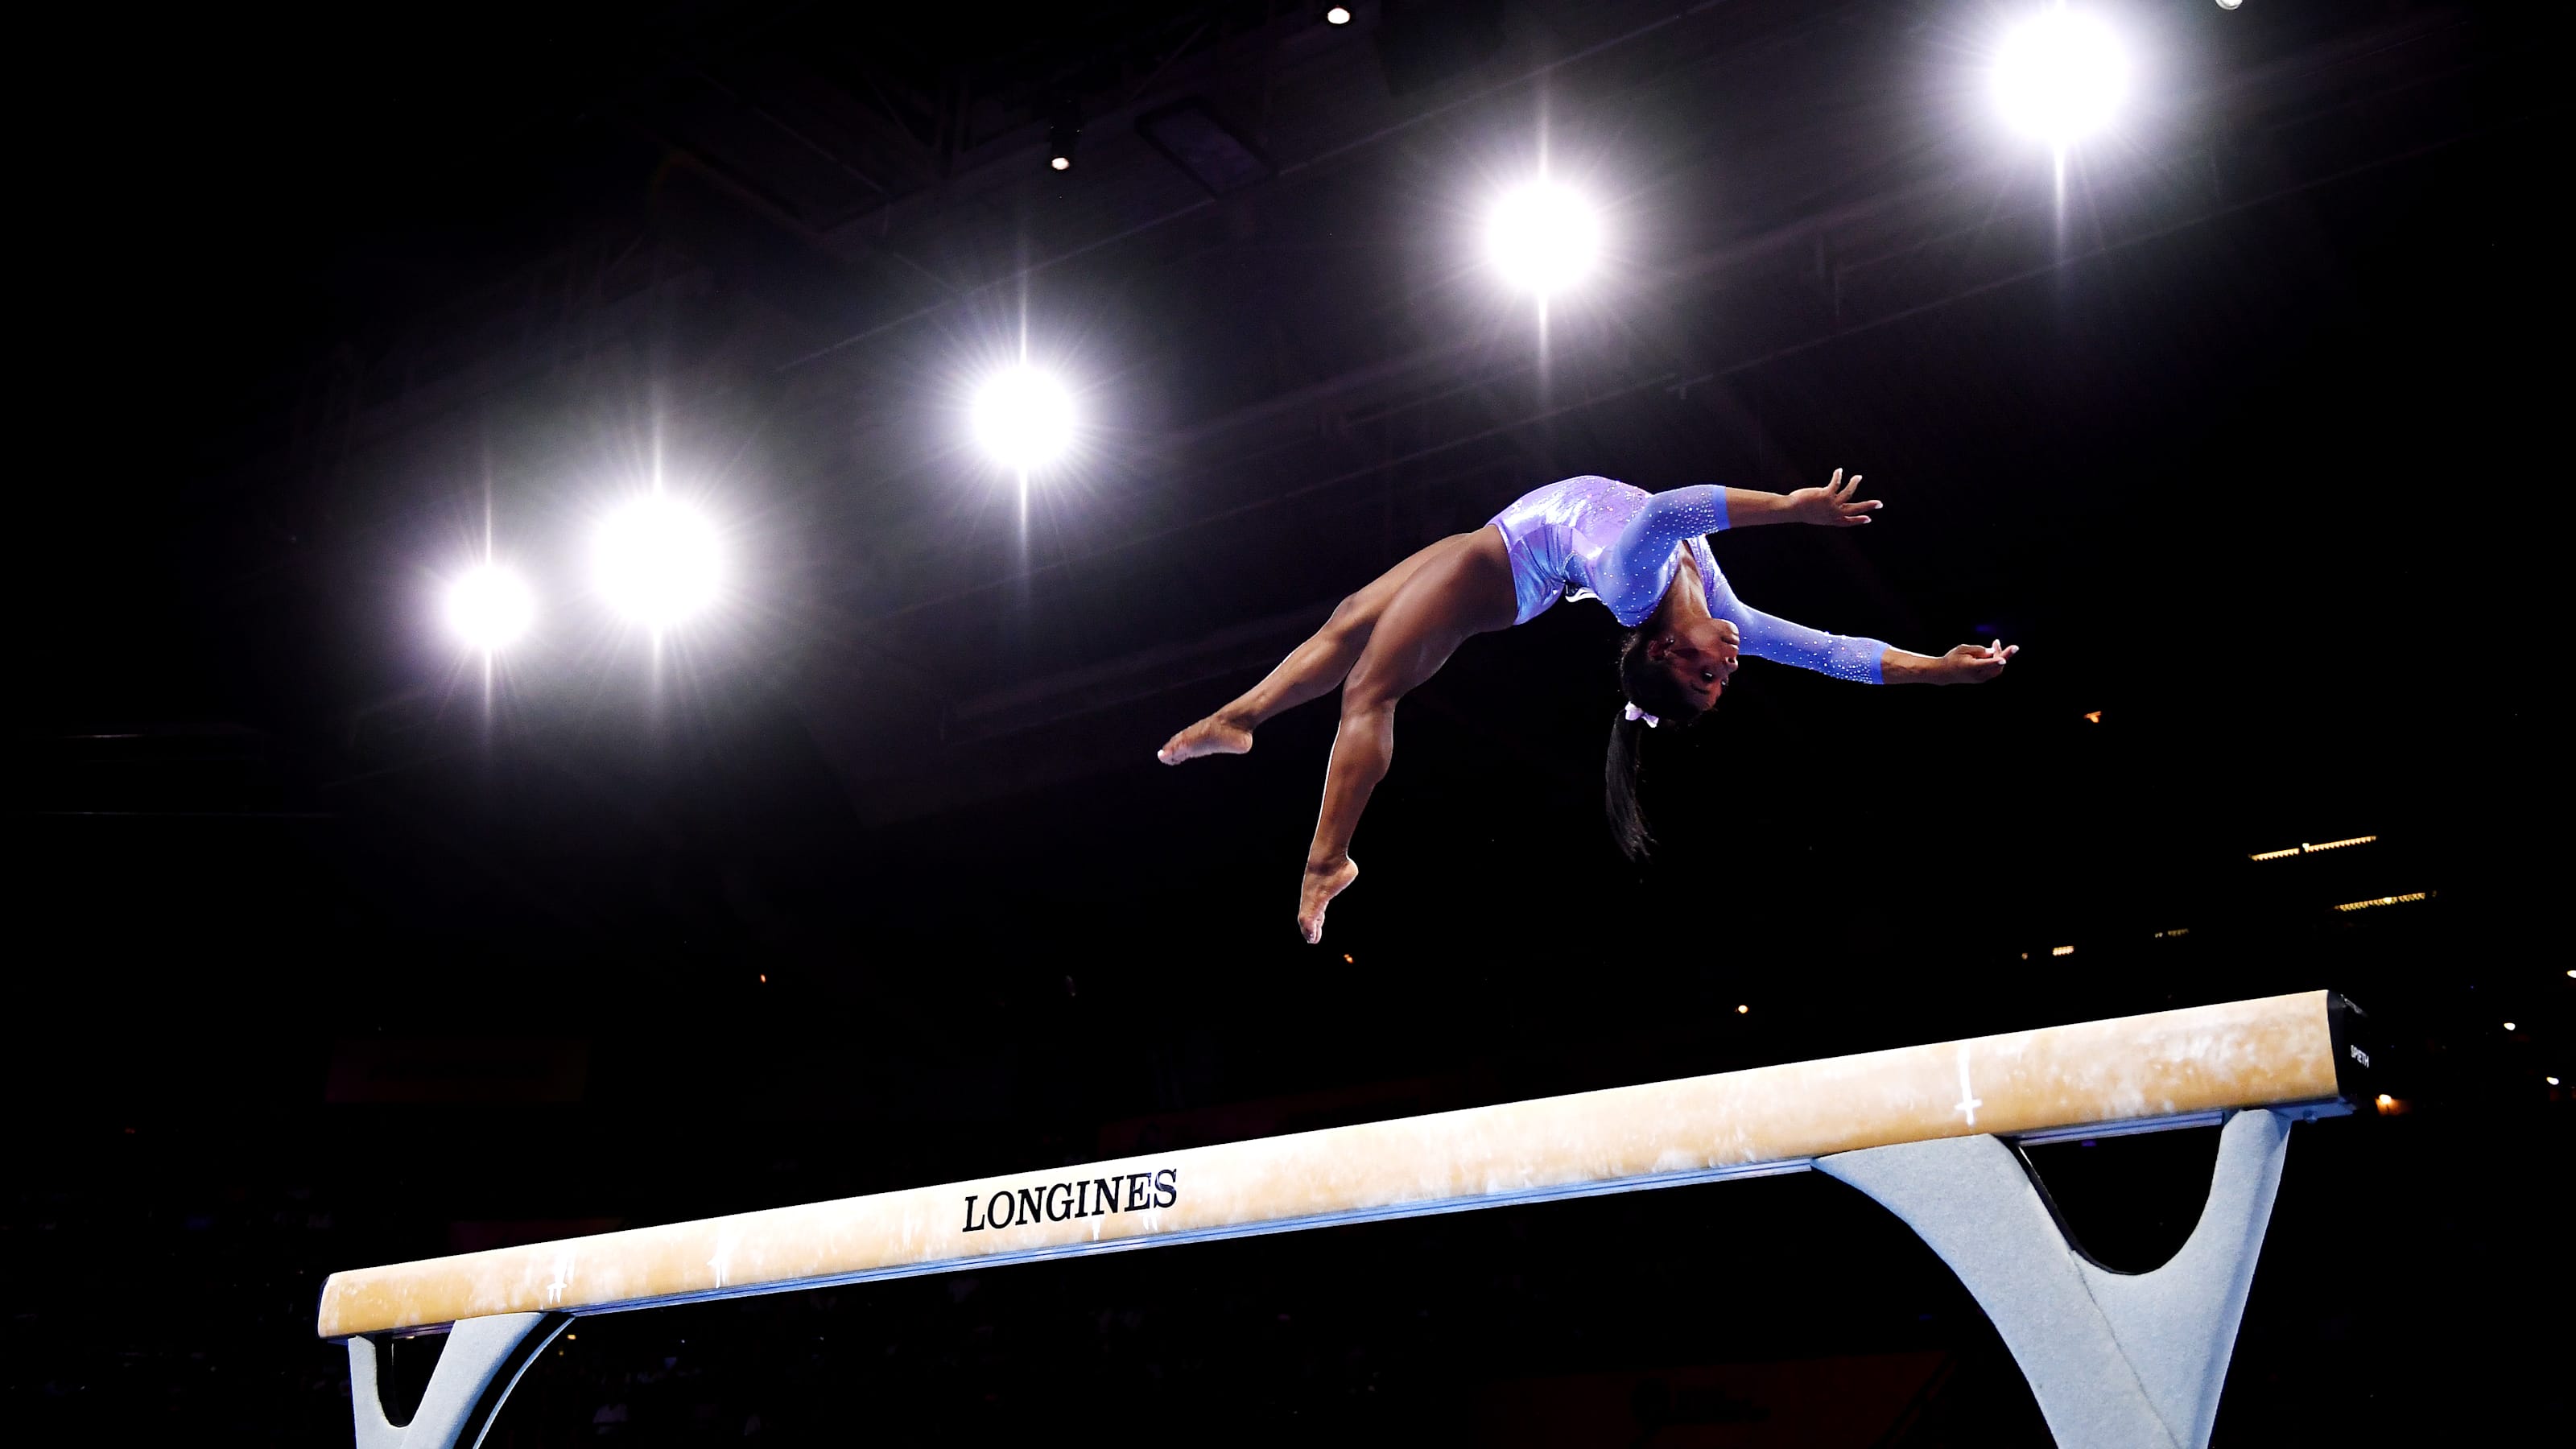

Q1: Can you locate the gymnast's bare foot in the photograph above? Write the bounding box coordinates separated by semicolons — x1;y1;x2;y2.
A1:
1298;855;1359;944
1158;712;1253;765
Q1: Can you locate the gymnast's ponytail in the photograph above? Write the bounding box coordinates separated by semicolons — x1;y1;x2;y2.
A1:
1606;627;1706;861
1605;705;1653;861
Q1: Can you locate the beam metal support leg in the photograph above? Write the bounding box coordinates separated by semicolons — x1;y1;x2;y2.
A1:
346;1311;568;1449
1818;1108;2294;1449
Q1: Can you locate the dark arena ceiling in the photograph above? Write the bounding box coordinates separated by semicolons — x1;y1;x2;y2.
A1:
14;2;2570;1444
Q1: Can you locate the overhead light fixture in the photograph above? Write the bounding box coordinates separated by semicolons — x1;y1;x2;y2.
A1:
1046;101;1082;174
2334;892;2433;913
1327;5;1352;23
2050;944;2075;956
2251;834;2376;861
444;564;535;653
2503;1022;2516;1033
1486;180;1600;295
972;365;1078;472
2155;927;2189;939
593;497;722;629
1992;6;2128;148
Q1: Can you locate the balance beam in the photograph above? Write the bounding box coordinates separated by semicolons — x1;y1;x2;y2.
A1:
323;989;2370;1449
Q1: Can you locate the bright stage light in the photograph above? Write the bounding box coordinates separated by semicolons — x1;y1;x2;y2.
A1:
2333;891;2432;913
1485;182;1600;296
1327;6;1352;23
593;497;722;628
1992;7;2128;147
972;365;1077;472
444;564;535;653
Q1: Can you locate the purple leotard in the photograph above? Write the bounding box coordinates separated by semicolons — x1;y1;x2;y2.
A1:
1488;476;1889;683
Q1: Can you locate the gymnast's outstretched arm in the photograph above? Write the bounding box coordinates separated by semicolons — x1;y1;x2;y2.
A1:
1651;471;2013;686
1590;470;1882;623
1699;566;1892;684
1699;554;2017;686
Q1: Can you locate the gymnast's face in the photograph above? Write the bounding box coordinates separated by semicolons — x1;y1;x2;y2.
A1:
1648;620;1741;712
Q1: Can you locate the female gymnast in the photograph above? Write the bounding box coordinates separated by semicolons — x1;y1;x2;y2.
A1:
1158;471;2017;943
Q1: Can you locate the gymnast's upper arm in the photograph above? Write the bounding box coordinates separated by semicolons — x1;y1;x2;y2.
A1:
1598;486;1732;623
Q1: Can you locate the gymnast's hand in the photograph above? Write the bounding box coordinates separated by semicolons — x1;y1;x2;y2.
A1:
1782;468;1881;527
1934;639;2017;683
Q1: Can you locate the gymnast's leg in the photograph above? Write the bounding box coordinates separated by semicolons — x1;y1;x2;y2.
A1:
1294;564;1488;943
1158;534;1463;764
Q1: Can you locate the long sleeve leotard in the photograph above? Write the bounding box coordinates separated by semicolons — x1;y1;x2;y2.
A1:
1487;475;1889;683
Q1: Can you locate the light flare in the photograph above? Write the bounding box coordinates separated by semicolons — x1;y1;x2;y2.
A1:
1485;182;1600;296
593;496;723;629
972;365;1078;473
1993;7;2128;148
444;564;535;653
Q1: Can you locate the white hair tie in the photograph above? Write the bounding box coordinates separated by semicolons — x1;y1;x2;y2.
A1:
1623;703;1660;728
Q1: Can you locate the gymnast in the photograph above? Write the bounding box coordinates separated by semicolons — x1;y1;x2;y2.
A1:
1158;471;2017;943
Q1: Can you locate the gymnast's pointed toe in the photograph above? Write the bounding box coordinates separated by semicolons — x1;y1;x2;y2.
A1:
1159;715;1255;765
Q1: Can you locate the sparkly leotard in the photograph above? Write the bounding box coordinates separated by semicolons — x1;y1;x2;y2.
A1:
1488;476;1889;683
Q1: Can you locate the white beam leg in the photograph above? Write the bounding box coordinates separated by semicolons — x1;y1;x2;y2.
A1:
346;1311;567;1449
1819;1108;2294;1449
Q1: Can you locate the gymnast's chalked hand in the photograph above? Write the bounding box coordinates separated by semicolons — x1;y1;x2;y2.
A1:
1783;467;1882;527
1936;640;2018;683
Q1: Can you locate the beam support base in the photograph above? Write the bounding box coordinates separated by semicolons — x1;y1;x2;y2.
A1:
1818;1108;2294;1449
346;1311;568;1449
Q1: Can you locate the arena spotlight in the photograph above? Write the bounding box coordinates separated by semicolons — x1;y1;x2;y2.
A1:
1485;181;1600;295
1046;102;1081;173
593;496;722;628
444;564;535;653
1992;6;2128;148
972;365;1077;472
1327;6;1352;23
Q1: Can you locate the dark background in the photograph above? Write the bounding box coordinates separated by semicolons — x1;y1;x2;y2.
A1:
10;2;2566;1443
